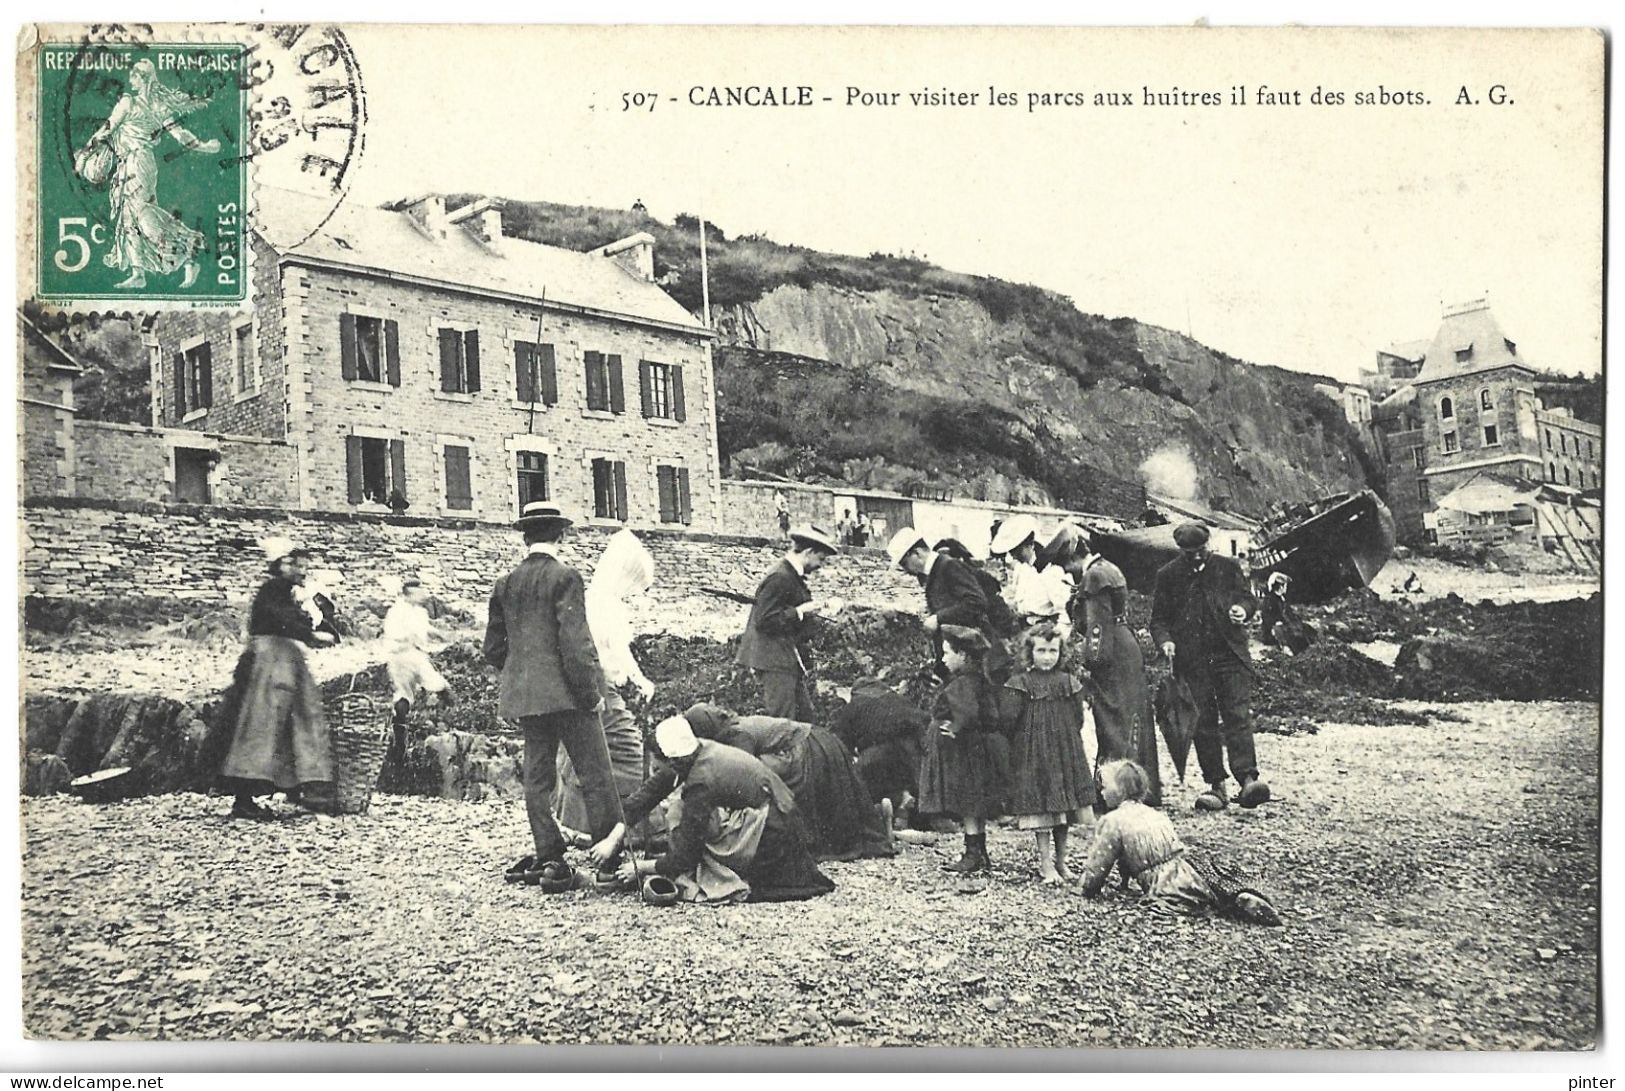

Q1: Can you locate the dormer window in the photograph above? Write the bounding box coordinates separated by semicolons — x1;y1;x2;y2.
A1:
1439;396;1454;420
1455;345;1473;363
1504;339;1516;355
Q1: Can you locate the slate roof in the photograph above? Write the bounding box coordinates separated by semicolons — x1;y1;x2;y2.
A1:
256;188;707;335
1414;301;1532;384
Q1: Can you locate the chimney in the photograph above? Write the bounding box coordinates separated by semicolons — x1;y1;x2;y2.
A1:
402;194;447;239
446;197;504;245
596;232;656;282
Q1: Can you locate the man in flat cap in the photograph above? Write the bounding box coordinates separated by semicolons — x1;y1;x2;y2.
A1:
1150;521;1271;811
737;523;843;721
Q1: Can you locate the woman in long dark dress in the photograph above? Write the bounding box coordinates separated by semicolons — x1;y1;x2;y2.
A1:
212;539;336;819
1043;524;1162;807
591;717;835;904
682;702;894;861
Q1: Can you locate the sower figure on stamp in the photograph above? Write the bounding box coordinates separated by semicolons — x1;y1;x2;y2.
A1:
1150;522;1271;812
736;524;843;722
81;58;217;290
484;502;624;893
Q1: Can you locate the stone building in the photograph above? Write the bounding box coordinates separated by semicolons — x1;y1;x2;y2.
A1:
153;190;719;530
1372;299;1602;545
20;314;84;498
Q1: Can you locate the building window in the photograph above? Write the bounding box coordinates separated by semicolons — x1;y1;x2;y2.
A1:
516;451;550;510
1439;396;1454;420
345;435;405;506
1549;463;1556;482
584;351;626;413
591;458;629;521
1564;466;1571;486
1560;433;1568;455
443;445;473;511
656;464;693;525
1454;347;1472;363
1417;479;1430;505
1442;430;1458;454
1587;439;1595;460
438;328;482;394
173;342;213;419
233;323;254;394
1412;446;1425;469
1546;428;1553;450
340;314;400;386
1483;424;1499;447
514;341;557;406
639;361;687;421
173;447;212;503
1479;388;1492;411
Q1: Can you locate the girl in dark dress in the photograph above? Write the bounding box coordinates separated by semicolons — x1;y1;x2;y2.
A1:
1002;623;1096;884
682;703;895;861
918;625;1006;874
591;717;835;904
211;539;336;820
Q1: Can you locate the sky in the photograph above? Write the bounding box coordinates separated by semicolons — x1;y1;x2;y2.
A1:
330;26;1602;386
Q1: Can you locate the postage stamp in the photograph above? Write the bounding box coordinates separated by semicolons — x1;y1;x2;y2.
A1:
33;37;250;308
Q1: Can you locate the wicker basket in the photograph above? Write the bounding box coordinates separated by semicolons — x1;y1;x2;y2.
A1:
322;692;390;815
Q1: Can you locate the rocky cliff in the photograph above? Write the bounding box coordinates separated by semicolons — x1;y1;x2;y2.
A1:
713;282;1374;518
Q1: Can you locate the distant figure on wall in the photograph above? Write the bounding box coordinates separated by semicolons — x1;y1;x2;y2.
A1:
775;490;791;538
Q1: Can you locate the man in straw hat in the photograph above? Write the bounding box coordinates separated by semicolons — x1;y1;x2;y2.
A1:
888;527;1003;679
485;502;624;891
988;513;1073;631
736;523;844;721
1150;521;1271;812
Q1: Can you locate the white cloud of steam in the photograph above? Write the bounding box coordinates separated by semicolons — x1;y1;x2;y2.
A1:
1140;446;1199;502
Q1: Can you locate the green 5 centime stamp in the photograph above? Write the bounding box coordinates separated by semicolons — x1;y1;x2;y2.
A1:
36;40;249;307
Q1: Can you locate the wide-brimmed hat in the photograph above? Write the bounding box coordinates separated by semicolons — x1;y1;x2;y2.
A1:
788;523;840;555
514;501;574;530
939;624;992;655
886;528;929;567
1266;572;1291;592
990;514;1040;557
261;536;312;565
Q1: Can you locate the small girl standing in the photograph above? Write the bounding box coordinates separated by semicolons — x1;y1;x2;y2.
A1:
1003;623;1096;884
919;625;1007;874
1077;760;1282;925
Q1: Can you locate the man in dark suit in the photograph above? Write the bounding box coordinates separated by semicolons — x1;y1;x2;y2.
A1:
484;501;623;892
887;528;999;678
1151;522;1271;811
737;524;841;720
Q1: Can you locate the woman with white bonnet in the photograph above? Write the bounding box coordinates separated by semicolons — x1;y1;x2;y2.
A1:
1041;521;1162;808
589;715;835;903
210;537;336;820
556;530;661;846
989;514;1073;632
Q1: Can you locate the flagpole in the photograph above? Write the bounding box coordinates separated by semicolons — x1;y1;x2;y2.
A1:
699;213;711;328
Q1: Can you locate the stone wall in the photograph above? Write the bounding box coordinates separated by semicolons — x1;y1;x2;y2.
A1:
21;497;920;616
73;422;299;508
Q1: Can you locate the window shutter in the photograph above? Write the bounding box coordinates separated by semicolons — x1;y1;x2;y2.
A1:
445;446;472;510
173;354;187;419
613;461;629;522
439;328;461;393
385;320;401;386
390;438;407;500
672;364;686;422
346;435;364;504
657;465;676;523
540;344;558;405
677;467;693;525
584;351;604;410
464;330;481;392
198;344;214;407
339;314;357;380
608;354;625;414
514;342;536;403
591;458;609;518
639;360;654;418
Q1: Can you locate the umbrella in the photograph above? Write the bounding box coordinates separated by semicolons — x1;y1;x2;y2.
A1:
1153;672;1198;783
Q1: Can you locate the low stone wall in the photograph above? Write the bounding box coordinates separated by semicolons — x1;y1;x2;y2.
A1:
21;496;920;615
73;421;298;508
